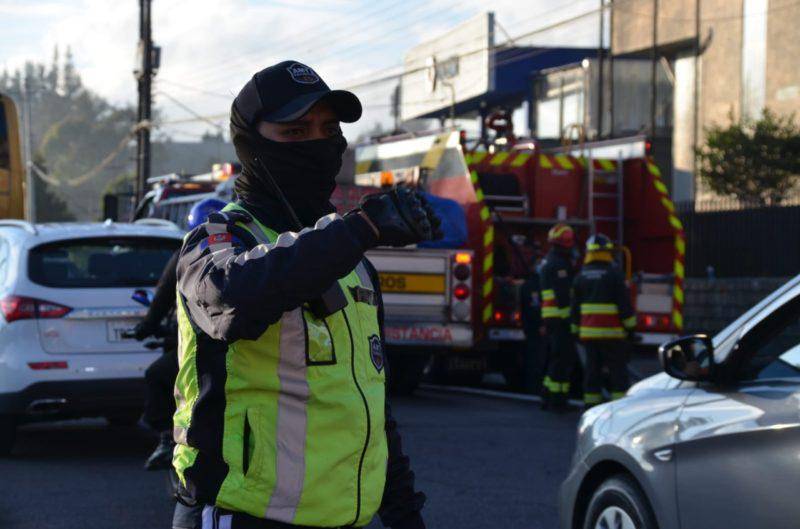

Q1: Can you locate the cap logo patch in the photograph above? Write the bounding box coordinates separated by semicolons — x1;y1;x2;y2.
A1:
287;63;320;85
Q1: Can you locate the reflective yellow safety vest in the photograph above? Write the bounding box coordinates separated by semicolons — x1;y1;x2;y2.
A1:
173;203;387;527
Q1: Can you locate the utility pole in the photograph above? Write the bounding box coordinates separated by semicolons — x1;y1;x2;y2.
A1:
135;0;157;204
597;0;605;139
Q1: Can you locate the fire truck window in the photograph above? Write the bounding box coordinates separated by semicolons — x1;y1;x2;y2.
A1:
494;245;511;277
477;172;520;196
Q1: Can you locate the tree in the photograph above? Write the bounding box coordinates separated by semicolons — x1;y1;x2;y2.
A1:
31;154;75;222
696;110;800;206
0;51;135;220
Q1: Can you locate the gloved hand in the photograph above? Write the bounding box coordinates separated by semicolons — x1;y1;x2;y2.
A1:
357;188;441;247
134;320;156;341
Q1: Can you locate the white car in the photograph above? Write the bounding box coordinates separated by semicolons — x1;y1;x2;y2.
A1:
0;219;184;455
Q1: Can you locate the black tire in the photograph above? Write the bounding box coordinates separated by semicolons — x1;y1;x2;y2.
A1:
0;414;17;456
583;474;657;529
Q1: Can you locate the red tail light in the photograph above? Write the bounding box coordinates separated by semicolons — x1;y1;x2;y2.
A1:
453;285;470;300
28;361;68;370
512;311;521;323
493;310;505;323
1;296;72;323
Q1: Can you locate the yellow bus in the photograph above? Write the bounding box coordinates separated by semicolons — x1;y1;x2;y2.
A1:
0;92;25;219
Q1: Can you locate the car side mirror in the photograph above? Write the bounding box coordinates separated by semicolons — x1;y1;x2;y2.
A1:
659;334;715;382
131;289;152;307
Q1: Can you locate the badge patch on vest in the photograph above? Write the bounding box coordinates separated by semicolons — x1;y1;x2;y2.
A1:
287;63;320;84
369;335;384;373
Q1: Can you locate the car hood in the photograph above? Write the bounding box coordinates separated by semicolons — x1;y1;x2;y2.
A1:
626;372;680;396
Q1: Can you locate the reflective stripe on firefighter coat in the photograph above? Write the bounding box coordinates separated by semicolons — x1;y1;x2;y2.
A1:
537;249;573;321
570;261;636;340
172;203;387;527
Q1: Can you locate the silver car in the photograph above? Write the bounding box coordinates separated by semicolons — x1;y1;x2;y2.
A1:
560;274;800;529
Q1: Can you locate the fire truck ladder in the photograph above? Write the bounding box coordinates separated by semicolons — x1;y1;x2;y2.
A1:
587;152;624;246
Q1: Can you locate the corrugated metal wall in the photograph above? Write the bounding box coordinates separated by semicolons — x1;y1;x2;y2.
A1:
679;205;800;278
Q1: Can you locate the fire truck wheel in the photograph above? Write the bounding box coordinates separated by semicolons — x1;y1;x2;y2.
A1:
387;352;430;395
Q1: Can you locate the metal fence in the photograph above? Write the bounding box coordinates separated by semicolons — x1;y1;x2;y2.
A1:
677;201;800;277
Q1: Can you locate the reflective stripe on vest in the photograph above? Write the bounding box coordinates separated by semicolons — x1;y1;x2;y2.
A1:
541;289;569;319
174;203;387;527
578;302;624;339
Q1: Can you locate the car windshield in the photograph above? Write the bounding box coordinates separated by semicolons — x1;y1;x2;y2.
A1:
712;275;800;353
28;237;180;288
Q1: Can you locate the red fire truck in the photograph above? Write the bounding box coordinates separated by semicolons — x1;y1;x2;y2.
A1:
351;130;685;389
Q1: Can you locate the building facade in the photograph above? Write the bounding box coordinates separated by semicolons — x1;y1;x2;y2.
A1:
611;0;800;202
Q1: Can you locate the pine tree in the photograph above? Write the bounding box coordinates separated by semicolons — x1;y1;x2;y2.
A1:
62;46;82;97
47;46;59;92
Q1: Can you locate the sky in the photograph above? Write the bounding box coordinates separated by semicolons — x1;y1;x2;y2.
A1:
0;0;602;142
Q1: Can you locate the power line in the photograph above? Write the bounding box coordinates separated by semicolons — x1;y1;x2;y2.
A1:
177;0;433;89
156;90;226;130
153;9;602;126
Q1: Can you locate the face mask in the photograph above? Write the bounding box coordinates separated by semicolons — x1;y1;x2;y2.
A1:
233;130;347;226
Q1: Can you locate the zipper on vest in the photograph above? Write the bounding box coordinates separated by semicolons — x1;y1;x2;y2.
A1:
342;310;370;525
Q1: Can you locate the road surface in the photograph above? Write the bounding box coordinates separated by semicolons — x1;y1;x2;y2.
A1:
0;388;578;529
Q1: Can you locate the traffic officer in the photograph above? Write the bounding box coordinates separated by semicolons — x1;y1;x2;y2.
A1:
173;61;437;529
135;198;227;472
537;223;576;410
570;233;636;407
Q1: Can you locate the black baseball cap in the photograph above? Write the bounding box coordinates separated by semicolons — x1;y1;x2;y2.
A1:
233;60;362;126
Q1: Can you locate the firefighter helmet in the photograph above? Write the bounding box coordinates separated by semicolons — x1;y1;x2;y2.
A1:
547;223;575;248
586;233;614;252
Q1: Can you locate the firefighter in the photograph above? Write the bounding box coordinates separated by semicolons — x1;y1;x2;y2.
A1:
173;61;436;529
538;223;577;410
571;233;637;407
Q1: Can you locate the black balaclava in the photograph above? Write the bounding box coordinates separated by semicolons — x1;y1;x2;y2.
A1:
230;104;347;229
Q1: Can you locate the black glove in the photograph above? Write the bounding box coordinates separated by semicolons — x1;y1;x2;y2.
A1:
357;188;435;247
134;320;156;341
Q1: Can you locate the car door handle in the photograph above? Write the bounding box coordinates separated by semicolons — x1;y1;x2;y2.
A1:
653;448;673;462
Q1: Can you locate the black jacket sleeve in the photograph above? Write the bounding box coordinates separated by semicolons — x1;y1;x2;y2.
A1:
614;267;636;329
363;260;426;529
141;249;179;328
176;211;377;342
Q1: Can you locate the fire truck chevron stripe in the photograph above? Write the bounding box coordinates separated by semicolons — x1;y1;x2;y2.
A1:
511;153;530;167
483;278;493;297
673;309;684;329
483;304;493;323
480;207;490;221
475;188;485;202
598;159;616;171
468;151;487;164
470;171;479;184
483;252;493;273
674;285;684;304
675;237;685;255
668;215;683;230
483;226;494;246
554;154;573;170
647;162;661;176
539;155;553;169
674;260;685;278
653;179;669;194
490;152;510;166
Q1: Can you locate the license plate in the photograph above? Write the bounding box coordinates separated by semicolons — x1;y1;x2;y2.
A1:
379;273;445;294
106;320;138;342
